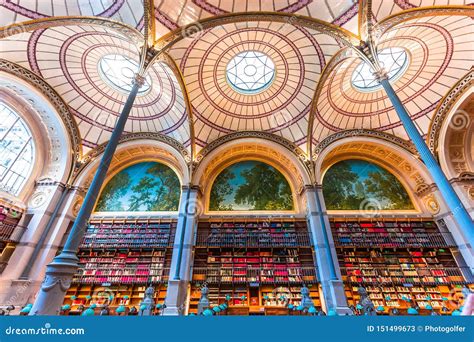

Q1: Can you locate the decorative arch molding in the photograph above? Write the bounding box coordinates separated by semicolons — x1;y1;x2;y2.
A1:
436;90;474;180
0;16;143;44
313;129;417;158
0;71;75;205
0;59;81;163
428;70;473;155
372;6;474;41
73;139;190;194
76;133;191;183
193;138;313;215
315;137;439;215
194;131;311;179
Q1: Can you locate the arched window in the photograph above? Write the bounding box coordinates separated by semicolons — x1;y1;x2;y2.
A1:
0;103;35;196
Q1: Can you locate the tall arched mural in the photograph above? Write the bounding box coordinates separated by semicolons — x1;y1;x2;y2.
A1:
95;162;180;212
209;161;293;211
322;159;414;210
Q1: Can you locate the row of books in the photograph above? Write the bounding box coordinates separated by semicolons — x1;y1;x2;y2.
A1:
88;223;174;229
207;257;302;263
331;221;437;228
79;269;166;276
204;276;309;283
78;251;166;257
208;222;302;228
343;275;463;284
72;275;168;284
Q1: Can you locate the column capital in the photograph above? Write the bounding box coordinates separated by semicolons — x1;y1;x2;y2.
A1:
181;184;202;194
133;74;146;88
303;184;323;192
373;68;389;82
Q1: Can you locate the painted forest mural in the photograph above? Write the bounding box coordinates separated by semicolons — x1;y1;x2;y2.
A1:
209;161;293;211
95;162;180;212
322;160;414;210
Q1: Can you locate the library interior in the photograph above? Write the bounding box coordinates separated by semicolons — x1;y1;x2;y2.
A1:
0;0;473;316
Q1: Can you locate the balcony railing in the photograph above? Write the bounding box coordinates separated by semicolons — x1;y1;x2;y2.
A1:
80;236;173;248
195;233;312;247
332;232;456;248
72;267;171;284
191;266;318;284
340;266;472;285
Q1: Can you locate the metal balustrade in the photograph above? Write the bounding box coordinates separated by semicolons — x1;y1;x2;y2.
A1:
80;236;172;248
191;266;318;284
195;233;311;247
333;232;456;248
72;267;171;284
339;266;471;284
0;222;19;242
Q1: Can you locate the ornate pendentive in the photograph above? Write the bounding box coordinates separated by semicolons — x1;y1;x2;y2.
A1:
0;16;143;43
313;129;417;158
71;197;83;218
428;70;473;154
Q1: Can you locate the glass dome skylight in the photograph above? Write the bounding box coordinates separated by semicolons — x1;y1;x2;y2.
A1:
98;54;152;95
351;47;409;91
226;51;275;94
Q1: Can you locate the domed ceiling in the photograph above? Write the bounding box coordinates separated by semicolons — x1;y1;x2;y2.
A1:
0;0;472;159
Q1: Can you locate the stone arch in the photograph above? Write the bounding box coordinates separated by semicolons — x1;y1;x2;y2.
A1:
193;137;312;215
0;71;75;207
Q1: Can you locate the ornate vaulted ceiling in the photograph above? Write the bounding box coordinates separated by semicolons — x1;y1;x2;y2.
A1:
167;20;342;152
312;13;474;150
0;24;190;153
0;0;472;160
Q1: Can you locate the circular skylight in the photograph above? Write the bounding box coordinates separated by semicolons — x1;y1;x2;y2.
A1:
351;47;409;91
226;51;275;94
98;54;152;95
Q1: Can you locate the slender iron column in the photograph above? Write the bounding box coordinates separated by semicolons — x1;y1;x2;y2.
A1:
30;76;144;315
314;187;337;280
379;77;474;242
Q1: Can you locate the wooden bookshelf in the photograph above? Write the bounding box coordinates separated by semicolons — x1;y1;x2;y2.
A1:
338;248;466;285
64;218;176;313
189;219;320;315
0;204;22;243
196;220;311;247
331;220;456;248
344;284;474;315
193;248;317;284
63;284;167;315
188;284;321;315
330;219;472;315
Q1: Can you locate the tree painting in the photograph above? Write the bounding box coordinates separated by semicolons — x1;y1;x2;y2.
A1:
95;162;180;212
209;161;294;211
322;160;414;210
